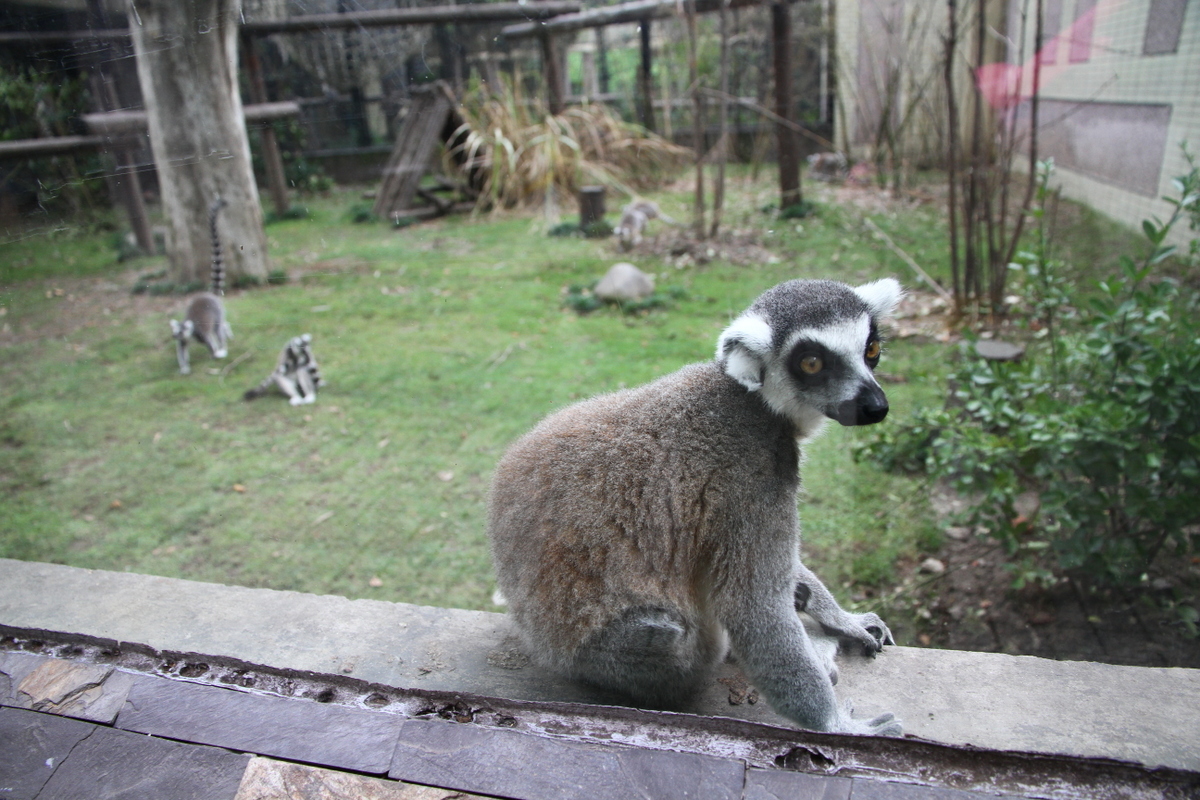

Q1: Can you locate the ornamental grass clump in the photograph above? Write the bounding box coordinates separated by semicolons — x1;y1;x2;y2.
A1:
447;78;690;210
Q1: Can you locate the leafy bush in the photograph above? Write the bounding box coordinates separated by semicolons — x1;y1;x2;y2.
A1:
858;159;1200;587
0;64;99;213
251;119;332;195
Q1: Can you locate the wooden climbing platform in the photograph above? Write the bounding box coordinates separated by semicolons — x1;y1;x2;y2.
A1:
373;81;477;220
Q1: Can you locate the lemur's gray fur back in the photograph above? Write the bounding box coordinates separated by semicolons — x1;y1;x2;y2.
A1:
488;277;903;736
170;196;232;374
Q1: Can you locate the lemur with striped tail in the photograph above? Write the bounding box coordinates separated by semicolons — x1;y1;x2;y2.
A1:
170;197;233;374
243;334;323;406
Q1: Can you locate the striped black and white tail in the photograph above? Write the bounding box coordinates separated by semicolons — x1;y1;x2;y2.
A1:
244;334;323;406
209;196;228;296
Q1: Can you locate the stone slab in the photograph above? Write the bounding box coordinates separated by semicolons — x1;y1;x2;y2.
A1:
743;769;1022;800
36;723;249;800
235;756;491;800
117;673;401;774
388;717;747;800
835;646;1200;773
6;656;134;724
0;707;95;800
2;558;1199;772
0;652;47;707
743;767;852;800
847;779;1013;799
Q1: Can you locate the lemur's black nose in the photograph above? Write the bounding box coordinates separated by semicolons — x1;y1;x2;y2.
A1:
857;391;889;424
828;383;889;426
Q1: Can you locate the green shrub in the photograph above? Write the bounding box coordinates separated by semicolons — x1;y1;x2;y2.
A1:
857;158;1200;588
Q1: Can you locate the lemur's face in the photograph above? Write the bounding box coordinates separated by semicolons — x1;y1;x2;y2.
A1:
780;313;888;426
717;279;901;434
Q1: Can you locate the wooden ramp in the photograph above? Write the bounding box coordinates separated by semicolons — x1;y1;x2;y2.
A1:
373;81;470;219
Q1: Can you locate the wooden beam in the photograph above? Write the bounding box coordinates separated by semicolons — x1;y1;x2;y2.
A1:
242;33;291;217
0;3;582;46
0;29;127;45
502;0;767;39
82;101;300;137
0;135;113;159
85;0;153;255
540;33;566;116
241;2;581;35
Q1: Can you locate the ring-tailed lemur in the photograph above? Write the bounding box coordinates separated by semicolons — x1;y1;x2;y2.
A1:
170;197;232;374
807;151;850;183
613;199;678;250
488;278;904;736
243;334;323;406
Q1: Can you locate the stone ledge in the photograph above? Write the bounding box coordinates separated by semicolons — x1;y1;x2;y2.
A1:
1;558;1197;774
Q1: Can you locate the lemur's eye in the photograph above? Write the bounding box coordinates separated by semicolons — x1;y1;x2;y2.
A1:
799;355;823;375
865;340;882;360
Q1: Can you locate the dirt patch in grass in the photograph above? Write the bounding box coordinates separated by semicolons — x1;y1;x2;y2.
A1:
0;269;184;346
613;227;779;269
898;487;1200;669
911;528;1200;668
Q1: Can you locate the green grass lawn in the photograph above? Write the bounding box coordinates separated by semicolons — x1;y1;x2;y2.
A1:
0;171;1127;631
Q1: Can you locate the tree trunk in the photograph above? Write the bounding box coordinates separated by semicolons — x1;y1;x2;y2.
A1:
686;0;705;238
637;19;655;132
129;0;269;286
710;0;731;239
772;2;800;209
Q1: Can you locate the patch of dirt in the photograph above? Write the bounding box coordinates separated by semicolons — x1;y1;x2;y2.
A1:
0;269;185;346
615;227;779;269
894;485;1200;669
0;261;344;349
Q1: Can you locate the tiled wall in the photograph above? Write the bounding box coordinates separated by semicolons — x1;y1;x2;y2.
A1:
1018;0;1199;245
837;0;1199;245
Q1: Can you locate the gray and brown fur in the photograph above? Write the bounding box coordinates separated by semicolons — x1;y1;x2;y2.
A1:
170;197;232;374
488;278;903;735
244;333;323;406
613;200;678;250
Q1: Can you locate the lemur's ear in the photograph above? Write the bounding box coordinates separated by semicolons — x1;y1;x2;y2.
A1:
716;313;773;391
853;278;903;318
169;319;182;336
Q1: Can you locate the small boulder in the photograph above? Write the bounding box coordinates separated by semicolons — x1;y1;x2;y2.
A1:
595;262;655;302
919;557;947;575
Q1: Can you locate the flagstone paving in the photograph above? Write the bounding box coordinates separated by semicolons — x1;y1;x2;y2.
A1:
2;650;1043;800
2;559;1198;799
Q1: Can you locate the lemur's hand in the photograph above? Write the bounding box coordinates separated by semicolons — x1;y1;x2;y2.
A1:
822;611;894;656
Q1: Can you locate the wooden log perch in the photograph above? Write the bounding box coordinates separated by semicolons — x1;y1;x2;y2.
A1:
502;0;767;38
82;101;301;137
0;135;115;159
4;3;583;44
241;2;581;35
374;83;461;218
579;186;606;227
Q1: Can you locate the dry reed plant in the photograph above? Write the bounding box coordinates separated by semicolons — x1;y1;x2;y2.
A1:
447;78;690;210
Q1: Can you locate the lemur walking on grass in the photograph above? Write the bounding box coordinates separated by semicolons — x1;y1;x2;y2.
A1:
170;197;232;374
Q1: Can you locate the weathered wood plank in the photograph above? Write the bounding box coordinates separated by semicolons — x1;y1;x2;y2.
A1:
374;84;461;218
242;2;581;35
502;0;769;39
